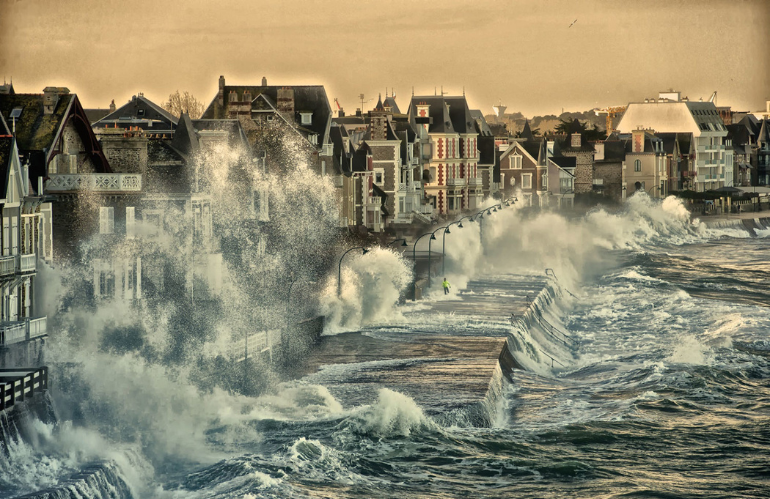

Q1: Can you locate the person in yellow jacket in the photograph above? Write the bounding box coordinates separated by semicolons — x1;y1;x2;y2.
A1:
442;278;451;295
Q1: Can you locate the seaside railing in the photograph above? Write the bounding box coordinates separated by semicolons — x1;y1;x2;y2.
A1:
0;366;49;411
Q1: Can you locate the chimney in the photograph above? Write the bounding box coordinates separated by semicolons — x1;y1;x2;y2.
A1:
277;87;295;119
571;133;581;148
43;87;68;115
109;99;116;113
632;129;645;153
243;89;252;104
218;75;225;106
261;76;267;86
355;108;362;117
339;108;345;117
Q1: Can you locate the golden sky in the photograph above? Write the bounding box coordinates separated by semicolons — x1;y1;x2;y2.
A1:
1;0;768;116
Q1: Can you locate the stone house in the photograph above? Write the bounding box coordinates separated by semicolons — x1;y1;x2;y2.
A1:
593;139;626;201
621;129;669;198
553;120;596;194
408;95;484;216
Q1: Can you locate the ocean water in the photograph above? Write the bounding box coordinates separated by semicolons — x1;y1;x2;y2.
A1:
2;198;769;498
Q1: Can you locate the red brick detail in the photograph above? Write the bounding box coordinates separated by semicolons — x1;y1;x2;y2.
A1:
437;138;444;159
419;109;426;117
438;163;444;185
460;164;465;179
461;189;465;209
438;190;444;213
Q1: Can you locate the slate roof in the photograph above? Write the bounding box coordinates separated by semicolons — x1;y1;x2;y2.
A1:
726;124;751;146
0;92;73;152
408;96;476;134
0;112;9;135
191;119;249;149
84;108;111;124
470;110;493;136
202;84;332;146
384;96;401;114
95;94;178;131
329;124;352;175
550;156;576;170
520;120;534;140
758;119;769;144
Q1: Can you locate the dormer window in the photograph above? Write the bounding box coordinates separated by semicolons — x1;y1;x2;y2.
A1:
300;112;313;125
309;134;318;145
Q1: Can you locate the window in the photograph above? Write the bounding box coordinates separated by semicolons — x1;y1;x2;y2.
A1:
321;160;326;176
375;170;384;185
541;173;548;189
137;109;145;117
522;173;532;189
560;178;573;193
99;207;114;234
634;159;641;172
300;112;313;125
2;218;8;256
512;154;522;169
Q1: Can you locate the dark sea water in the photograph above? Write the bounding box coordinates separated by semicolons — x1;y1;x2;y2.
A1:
2;203;769;498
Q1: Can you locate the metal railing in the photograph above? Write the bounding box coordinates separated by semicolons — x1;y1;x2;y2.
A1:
46;173;142;192
468;177;483;186
446;177;466;187
0;255;15;276
0;366;49;411
18;253;36;273
0;316;47;346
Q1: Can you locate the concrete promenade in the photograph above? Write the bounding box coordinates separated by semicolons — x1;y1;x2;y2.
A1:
295;275;548;416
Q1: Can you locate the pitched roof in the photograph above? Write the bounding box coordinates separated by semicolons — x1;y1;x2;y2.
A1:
520;120;534;140
758;119;769;144
407;95;476;134
550;156;576;170
95;94;177;130
84;108;111;124
373;94;385;111
0;92;74;152
0;112;9;135
383;96;400;114
597;140;627;162
202;84;332;145
470;110;493;136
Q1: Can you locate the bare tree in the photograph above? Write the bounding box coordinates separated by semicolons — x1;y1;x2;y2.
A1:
162;90;205;119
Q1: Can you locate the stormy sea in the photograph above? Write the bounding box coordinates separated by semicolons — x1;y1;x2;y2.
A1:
1;192;769;498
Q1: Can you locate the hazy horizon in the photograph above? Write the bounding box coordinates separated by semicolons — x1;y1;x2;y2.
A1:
1;0;768;118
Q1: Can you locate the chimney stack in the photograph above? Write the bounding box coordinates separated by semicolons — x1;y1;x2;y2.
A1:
262;76;267;86
218;75;225;106
277;87;295;119
571;133;582;148
43;87;68;115
109;99;116;113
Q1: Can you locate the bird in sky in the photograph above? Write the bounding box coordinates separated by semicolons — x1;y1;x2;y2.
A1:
569;19;578;28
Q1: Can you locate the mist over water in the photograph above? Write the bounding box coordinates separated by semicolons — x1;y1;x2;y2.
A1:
2;139;769;499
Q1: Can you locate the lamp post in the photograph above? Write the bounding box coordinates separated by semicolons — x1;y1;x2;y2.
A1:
428;225;450;287
338;246;369;296
412;232;436;301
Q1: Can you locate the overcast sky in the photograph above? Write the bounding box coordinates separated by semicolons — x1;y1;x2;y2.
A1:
1;0;768;117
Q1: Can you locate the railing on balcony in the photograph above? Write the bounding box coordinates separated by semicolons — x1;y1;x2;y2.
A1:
46;173;142;193
468;177;483;187
18;253;36;273
446;177;466;187
0;316;47;346
419;203;434;215
0;255;15;277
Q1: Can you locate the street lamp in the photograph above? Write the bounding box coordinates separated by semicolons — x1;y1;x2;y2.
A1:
338;246;369;296
428;225;450;287
412;232;436;301
388;238;408;248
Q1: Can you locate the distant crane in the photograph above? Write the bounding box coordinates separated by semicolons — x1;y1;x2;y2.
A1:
594;106;627;133
708;91;717;106
334;98;342;116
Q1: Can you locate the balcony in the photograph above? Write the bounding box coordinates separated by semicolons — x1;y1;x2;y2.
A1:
0;255;14;277
18;253;36;273
468;177;483;187
446;177;466;187
0;316;47;347
46;173;142;193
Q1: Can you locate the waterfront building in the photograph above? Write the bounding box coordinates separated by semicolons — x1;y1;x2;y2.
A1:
616;93;732;191
0;132;48;367
621;129;670;198
408;95;484;215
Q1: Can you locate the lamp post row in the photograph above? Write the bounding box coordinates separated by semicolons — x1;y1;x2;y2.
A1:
338;197;517;300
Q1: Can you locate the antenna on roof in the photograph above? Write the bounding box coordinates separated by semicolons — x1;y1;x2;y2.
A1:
412;87;414;97
463;86;465;97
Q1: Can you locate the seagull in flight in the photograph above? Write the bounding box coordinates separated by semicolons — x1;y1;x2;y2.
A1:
569;19;578;28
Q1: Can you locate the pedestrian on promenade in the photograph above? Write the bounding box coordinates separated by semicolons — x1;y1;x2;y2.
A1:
442;278;451;295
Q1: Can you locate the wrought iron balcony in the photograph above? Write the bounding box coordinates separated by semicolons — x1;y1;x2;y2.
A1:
18;253;36;273
46;173;142;193
0;255;15;277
